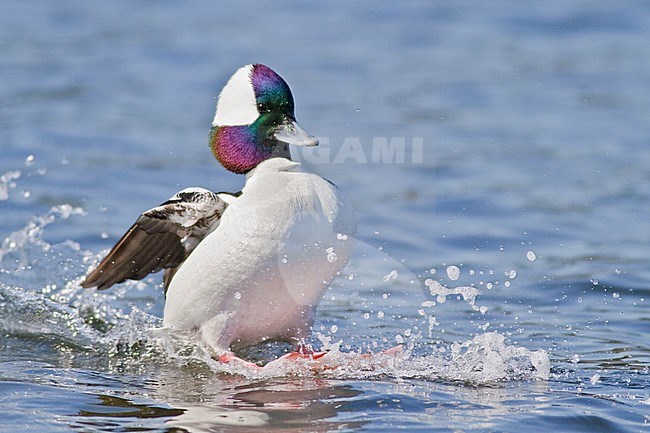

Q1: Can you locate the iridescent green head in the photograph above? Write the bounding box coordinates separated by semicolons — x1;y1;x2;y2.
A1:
209;64;318;174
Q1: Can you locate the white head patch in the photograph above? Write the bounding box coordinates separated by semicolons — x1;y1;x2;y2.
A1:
212;64;259;127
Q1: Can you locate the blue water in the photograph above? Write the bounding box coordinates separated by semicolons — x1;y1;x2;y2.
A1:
1;1;649;432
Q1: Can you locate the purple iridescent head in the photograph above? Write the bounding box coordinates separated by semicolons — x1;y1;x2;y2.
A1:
209;64;318;174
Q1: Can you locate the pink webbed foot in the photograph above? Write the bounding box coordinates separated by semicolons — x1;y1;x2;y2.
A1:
217;345;404;373
216;349;327;372
276;350;328;361
264;345;404;371
261;348;329;371
364;344;404;358
217;352;262;370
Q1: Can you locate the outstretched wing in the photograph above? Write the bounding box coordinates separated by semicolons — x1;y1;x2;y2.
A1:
81;187;232;291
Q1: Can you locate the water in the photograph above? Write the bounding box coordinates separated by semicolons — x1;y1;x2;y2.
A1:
1;1;649;431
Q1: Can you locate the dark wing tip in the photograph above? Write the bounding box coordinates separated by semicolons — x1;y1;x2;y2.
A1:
80;270;103;289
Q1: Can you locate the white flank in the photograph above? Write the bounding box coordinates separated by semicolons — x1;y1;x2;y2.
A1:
212;64;259;126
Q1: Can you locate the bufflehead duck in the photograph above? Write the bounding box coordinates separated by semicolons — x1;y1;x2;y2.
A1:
82;64;357;366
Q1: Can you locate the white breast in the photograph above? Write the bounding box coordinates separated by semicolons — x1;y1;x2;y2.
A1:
162;158;356;354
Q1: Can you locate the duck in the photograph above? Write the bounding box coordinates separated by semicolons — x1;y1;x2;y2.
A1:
82;64;357;366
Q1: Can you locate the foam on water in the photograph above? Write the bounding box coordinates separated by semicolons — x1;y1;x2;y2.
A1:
154;330;549;383
0;173;549;384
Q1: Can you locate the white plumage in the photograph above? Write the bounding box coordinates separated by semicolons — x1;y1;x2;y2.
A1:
163;158;356;354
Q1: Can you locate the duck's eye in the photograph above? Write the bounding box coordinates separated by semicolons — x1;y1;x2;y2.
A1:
257;103;271;113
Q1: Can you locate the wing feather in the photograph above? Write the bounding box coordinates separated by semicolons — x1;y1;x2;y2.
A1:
81;188;231;291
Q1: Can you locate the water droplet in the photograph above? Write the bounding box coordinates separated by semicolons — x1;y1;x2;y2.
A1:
25;154;35;166
506;270;517;279
336;233;348;240
330;324;338;334
378;311;385;319
383;270;398;282
590;374;600;385
612;292;620;299
363;312;370;320
234;291;241;300
504;281;511;288
527;250;537;261
577;296;583;303
446;265;460;281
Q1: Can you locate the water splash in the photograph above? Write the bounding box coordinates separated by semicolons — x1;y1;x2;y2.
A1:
0;204;86;289
424;278;482;307
157;330;549;383
0;203;161;361
0;169;21;201
312;331;550;382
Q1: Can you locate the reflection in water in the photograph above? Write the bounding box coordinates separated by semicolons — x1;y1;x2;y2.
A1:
166;383;364;432
166;380;365;432
70;360;554;433
78;394;184;418
166;406;271;431
73;374;365;432
73;395;184;431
